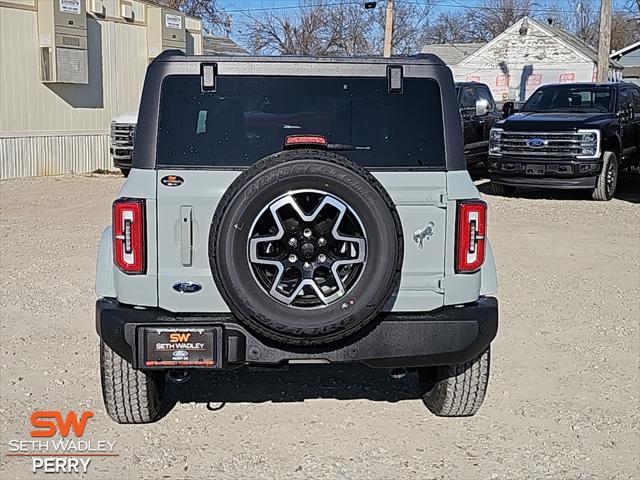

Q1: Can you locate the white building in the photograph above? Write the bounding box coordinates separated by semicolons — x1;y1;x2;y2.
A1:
423;17;623;105
610;41;640;84
0;0;203;179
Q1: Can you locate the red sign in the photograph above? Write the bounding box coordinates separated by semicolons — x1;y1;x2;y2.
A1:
495;75;510;87
559;72;576;83
30;411;94;438
466;75;480;82
526;74;543;86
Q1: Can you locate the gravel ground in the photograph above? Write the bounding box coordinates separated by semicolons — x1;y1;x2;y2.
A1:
0;173;638;480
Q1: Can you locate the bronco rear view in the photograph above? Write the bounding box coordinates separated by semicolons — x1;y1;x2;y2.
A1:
95;51;498;423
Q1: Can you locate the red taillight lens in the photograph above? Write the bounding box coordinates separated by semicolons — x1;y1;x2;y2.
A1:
284;135;328;147
455;200;487;273
113;198;146;274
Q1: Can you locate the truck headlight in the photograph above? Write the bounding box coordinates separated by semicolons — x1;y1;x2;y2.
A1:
576;129;600;159
581;132;596;143
490;129;503;142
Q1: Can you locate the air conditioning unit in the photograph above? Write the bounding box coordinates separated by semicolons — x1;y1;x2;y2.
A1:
37;0;88;84
147;7;186;58
121;2;134;21
89;0;105;16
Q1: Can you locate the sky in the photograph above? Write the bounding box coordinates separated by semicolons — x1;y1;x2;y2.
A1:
215;0;636;46
217;0;633;15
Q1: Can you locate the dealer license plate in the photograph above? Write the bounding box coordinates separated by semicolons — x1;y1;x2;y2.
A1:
143;328;217;367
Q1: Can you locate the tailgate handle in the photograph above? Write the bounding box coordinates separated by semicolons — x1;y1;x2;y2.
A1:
180;206;193;267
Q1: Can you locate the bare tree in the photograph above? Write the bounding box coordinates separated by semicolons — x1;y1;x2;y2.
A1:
325;3;377;55
242;2;338;55
547;0;599;46
241;0;431;56
546;0;638;50
422;11;475;44
467;0;536;41
610;11;640;50
374;1;434;55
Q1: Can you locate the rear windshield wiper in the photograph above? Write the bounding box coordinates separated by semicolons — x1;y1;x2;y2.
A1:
327;143;371;151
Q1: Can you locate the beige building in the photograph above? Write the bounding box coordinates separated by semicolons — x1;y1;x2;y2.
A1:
0;0;202;179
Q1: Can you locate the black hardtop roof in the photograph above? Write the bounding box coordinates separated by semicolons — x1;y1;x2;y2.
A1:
153;49;445;66
454;81;491;88
535;82;633;89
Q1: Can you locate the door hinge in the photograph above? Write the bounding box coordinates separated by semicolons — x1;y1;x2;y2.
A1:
425;191;447;208
424;278;445;293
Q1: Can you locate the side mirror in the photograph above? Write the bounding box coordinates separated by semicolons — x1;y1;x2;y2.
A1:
618;103;633;119
501;101;516;118
475;99;490;117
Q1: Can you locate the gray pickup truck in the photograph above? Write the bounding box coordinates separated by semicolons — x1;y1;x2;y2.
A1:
95;51;499;424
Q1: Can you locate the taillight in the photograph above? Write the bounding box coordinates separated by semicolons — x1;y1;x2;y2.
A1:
284;135;328;147
113;198;146;274
455;201;487;273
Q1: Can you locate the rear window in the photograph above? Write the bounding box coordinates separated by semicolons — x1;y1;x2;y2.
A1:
156;74;445;169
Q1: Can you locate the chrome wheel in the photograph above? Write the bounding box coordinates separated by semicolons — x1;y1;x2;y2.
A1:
248;190;367;308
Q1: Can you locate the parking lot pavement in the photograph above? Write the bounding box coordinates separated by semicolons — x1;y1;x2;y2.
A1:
1;173;638;479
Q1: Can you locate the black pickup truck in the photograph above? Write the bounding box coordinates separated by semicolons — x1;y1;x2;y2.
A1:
456;82;501;166
488;82;640;200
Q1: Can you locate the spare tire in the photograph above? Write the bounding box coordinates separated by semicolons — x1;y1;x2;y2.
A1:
210;150;403;345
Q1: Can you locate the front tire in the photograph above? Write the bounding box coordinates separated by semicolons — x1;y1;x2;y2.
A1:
100;341;165;424
591;151;618;201
418;347;490;417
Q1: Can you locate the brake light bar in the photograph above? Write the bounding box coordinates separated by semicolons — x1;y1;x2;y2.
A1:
284;135;328;147
113;198;146;274
455;201;487;273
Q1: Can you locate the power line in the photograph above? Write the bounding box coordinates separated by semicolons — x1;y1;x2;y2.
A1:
222;0;632;15
402;0;631;15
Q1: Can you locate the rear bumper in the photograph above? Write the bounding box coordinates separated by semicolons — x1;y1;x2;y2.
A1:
96;297;498;369
488;154;599;189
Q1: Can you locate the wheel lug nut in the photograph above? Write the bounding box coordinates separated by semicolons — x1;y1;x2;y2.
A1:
288;254;297;263
288;237;297;247
318;254;326;263
318;237;326;246
303;228;312;239
303;262;312;271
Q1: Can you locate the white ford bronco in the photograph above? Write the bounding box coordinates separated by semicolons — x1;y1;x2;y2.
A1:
95;51;499;423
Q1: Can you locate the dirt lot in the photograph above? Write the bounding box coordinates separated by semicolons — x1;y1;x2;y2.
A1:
0;173;638;480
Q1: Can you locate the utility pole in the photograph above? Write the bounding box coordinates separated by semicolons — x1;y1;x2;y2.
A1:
596;0;612;82
383;0;394;58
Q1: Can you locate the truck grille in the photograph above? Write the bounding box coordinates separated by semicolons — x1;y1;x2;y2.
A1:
496;132;583;157
110;122;135;161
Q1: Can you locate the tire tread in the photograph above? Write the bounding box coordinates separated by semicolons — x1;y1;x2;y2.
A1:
100;341;163;424
419;347;490;417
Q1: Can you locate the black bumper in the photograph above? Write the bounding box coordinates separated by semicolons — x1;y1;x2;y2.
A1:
96;297;498;370
109;150;132;170
488;155;599;189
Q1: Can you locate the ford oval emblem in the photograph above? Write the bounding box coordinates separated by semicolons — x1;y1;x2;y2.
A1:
527;138;546;148
172;282;202;294
172;351;189;358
